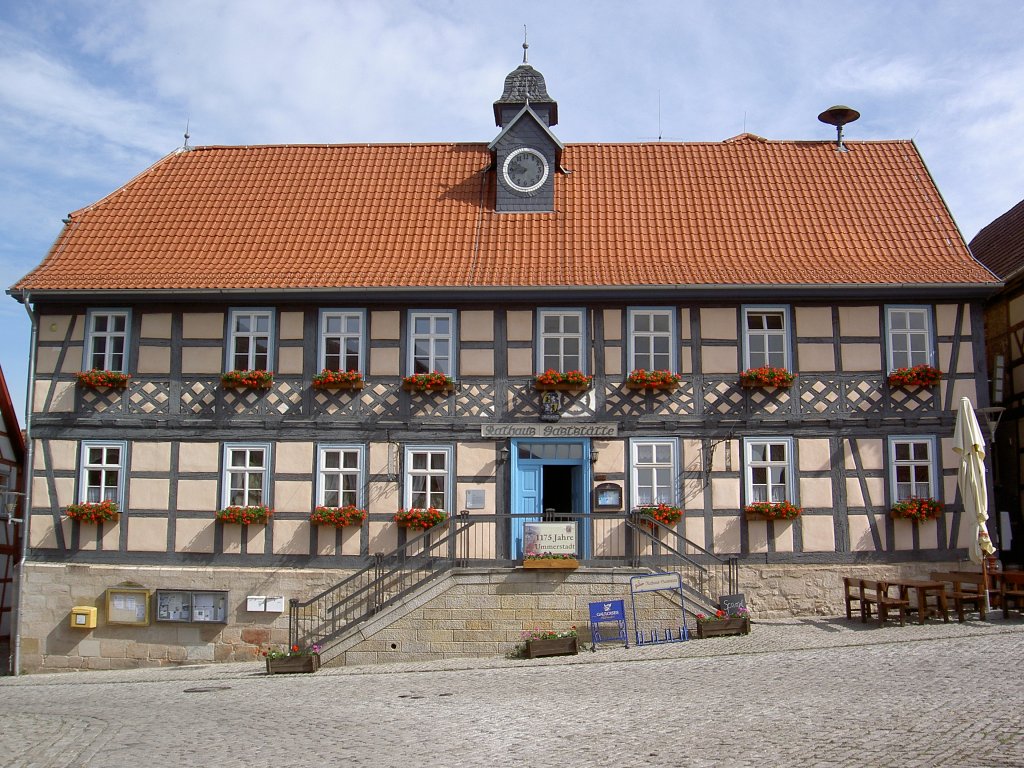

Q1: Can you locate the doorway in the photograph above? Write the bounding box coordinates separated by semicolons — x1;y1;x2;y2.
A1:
510;439;591;559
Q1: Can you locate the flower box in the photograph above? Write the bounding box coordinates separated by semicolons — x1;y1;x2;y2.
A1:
266;653;320;675
217;505;273;525
739;367;796;388
744;501;802;520
402;372;455;393
525;636;579;658
888;364;942;388
522;557;580;570
312;369;364;390
65;500;119;524
394;507;448;529
220;370;274;389
310;505;366;527
534;369;593;392
696;616;750;639
75;370;132;389
636;504;684;527
625;369;680;391
890;497;943;522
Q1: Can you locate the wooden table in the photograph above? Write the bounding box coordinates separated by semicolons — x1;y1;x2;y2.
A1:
893;579;950;624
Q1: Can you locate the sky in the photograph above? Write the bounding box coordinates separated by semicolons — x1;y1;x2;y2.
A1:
1;0;1023;419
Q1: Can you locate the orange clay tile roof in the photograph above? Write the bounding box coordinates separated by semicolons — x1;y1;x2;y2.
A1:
12;137;997;293
970;198;1024;281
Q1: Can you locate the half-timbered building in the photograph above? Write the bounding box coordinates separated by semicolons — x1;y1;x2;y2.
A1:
9;58;1001;671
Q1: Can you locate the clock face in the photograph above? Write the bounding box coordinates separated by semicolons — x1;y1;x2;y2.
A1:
503;148;549;193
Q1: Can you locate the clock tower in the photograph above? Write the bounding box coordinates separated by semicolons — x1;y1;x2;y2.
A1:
489;43;562;213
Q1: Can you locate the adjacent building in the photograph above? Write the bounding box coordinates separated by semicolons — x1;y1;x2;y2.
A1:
8;58;1001;671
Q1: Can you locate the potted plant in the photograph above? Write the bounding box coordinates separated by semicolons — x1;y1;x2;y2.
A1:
263;644;321;674
311;369;364;390
636;503;684;528
887;364;942;388
522;552;580;569
739;367;796;388
625;369;681;391
402;371;454;393
744;500;802;520
508;627;579;659
74;369;132;389
534;369;593;392
309;505;367;527
220;369;274;389
695;607;751;639
64;499;119;523
394;507;448;529
890;497;943;522
216;505;273;524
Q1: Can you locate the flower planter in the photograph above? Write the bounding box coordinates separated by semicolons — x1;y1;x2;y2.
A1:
522;558;579;570
525;637;579;658
890;511;941;523
312;381;364;391
696;616;750;639
625;382;677;391
534;382;591;393
401;381;454;394
266;653;320;675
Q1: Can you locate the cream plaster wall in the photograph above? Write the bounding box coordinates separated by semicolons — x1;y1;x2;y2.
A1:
801;516;835;551
604;352;623;376
460;349;494;376
46;440;78;471
137;346;171;374
457;442;496;476
799;477;833;508
175;519;215;553
367;482;399;514
839;306;878;337
29;516;69;548
61;347;84;374
840;343;881;371
34;348;59;375
35;382;75;413
748;520;769;553
1010;295;1024;326
246;525;266;555
701;346;738;374
369;347;399;376
39;315;77;342
368;442;394;477
30;477;50;509
700;308;737;340
773;523;794;553
129;478;170;510
592;439;624;476
277;347;303;375
276;442;313;474
460;311;494;342
506;311;533;341
127;518;168;551
179;443;219;473
507;348;533;376
273;520;310;555
797;343;835;371
935;304;969;336
370;311;400;340
711;478;740;509
712;516;741;553
845;476;885;508
938;342;975;374
679;309;691;340
273;480;309;513
141;313;172;338
279;312;304;340
181;347;222;374
845;438;884;470
795;306;832;336
849;514;885;551
177;480;217;511
798;439;831;471
603;309;622;341
679;347;693;374
182;313;224;339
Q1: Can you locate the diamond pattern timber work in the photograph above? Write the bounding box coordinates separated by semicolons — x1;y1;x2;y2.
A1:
703;380;745;416
888;385;937;413
845;380;885;414
181;380;217;415
455;383;496;419
312;387;364;418
127;381;170;415
361;383;402;421
78;386;125;414
410;388;454;418
747;387;794;417
604;382;696;417
799;379;843;415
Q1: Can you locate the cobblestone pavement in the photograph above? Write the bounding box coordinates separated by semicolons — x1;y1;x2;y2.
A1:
2;617;1023;767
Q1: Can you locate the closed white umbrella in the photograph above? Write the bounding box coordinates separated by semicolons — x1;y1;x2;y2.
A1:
952;397;996;583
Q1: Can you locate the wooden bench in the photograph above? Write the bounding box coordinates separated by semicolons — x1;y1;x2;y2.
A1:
842;576;863;620
929;571;987;622
1000;571;1024;619
850;578;909;626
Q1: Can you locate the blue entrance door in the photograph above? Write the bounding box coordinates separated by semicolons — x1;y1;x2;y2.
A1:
510;439;591;559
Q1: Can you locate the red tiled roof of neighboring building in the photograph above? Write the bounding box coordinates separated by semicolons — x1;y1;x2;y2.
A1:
969;198;1024;280
12;138;997;293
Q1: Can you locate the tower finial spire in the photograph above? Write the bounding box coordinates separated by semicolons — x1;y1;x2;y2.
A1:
522;25;528;64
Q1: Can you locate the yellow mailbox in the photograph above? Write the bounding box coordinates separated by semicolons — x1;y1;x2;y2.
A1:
70;606;97;629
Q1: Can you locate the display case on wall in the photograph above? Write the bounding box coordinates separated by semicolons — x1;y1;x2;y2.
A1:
105;587;151;626
155;589;228;624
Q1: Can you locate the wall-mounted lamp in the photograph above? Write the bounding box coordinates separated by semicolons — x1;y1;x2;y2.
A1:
590;450;600;465
498;447;511;464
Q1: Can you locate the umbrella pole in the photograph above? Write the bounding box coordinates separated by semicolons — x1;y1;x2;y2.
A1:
981;551;992;615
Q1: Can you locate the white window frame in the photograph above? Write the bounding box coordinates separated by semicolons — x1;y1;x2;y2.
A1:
221;443;272;508
630;438;679;508
407;310;456;377
742;305;790;370
226;308;275;372
83;309;131;372
743;437;795;504
318;309;365;373
885;305;935;372
403;445;453;511
627;308;676;372
316;444;365;508
79;440;127;506
537;308;587;373
888;436;938;502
